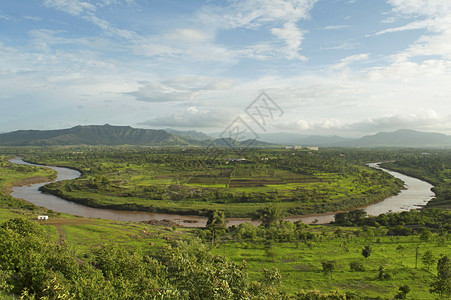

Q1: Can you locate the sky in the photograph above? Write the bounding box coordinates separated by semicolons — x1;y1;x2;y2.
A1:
1;0;451;137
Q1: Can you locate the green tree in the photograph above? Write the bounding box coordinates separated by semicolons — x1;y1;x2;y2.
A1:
321;260;337;279
253;205;285;227
236;222;257;241
422;250;435;271
419;228;432;242
362;245;372;259
350;261;365;272
430;255;451;298
265;241;277;263
206;210;227;245
378;265;391;280
394;285;410;299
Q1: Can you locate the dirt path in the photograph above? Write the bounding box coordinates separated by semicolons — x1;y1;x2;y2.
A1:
54;224;66;244
38;218;95;244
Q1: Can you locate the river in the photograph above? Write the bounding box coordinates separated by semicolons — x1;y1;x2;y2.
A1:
9;158;435;227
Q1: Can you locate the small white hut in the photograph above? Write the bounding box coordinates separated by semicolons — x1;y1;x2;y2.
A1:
37;215;49;220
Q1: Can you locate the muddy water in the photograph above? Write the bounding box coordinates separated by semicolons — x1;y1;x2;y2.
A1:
10;159;435;226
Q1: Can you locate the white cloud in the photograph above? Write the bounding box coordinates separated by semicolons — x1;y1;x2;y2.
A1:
332;53;369;69
130;77;238;103
273;111;451;134
222;0;317;28
139;107;234;128
346;111;443;132
0;13;11;20
83;14;137;39
131;82;197;103
43;0;96;16
375;1;451;63
322;25;351;30
165;29;211;43
275;119;345;131
196;0;317;60
388;0;451;17
271;22;306;60
44;0;137;40
398;30;451;61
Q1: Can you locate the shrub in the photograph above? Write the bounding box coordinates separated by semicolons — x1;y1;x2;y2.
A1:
350;261;365;272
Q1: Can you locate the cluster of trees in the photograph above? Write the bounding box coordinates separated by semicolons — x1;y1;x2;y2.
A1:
0;218;286;299
197;207;316;246
334;208;451;232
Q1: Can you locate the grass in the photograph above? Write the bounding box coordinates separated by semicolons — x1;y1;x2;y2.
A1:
211;228;448;298
25;148;403;217
0;155;56;194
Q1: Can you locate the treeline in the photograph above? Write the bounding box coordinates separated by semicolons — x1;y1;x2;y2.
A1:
334;208;451;232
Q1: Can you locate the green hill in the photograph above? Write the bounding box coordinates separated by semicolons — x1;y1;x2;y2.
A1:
0;124;195;146
0;124;278;147
341;129;451;148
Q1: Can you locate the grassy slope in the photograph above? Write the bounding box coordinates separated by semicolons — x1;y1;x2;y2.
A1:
211;227;448;299
0;154;190;257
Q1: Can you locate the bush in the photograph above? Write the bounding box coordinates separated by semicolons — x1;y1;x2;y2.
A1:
350;261;365;272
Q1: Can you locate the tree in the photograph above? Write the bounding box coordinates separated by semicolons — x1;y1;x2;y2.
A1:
350;261;365;272
395;285;410;299
253;205;285;227
206;210;227;245
430;255;451;298
351;209;368;222
321;260;337;279
236;222;257;241
422;250;435;271
265;241;277;262
420;228;432;242
362;245;372;259
378;265;391;280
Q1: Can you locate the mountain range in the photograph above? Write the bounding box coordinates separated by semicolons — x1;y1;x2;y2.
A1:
0;124;274;147
339;129;451;148
0;125;450;148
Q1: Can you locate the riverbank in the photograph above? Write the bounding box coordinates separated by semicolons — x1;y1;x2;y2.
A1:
8;158;435;226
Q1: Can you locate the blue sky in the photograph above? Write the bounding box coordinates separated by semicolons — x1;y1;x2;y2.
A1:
1;0;451;137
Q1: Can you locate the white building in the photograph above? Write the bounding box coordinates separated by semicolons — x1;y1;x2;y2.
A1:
37;215;49;220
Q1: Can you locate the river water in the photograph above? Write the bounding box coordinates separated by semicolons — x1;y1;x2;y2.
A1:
10;158;435;227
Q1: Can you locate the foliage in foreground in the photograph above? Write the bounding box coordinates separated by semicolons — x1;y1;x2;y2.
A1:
0;218;284;299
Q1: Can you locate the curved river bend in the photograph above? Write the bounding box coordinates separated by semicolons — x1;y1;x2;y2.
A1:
10;159;435;227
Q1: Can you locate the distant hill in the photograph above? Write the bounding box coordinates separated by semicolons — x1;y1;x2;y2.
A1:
340;129;451;148
0;125;277;147
0;124;197;146
258;132;353;146
211;138;277;148
164;128;212;141
1;125;449;148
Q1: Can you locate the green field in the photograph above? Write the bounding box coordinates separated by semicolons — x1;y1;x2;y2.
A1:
211;225;449;299
11;147;404;217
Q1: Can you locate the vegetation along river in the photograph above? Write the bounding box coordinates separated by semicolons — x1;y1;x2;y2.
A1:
10;158;435;227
